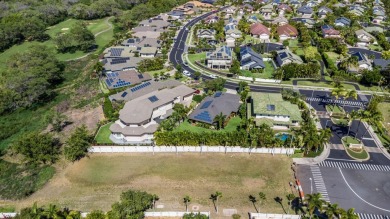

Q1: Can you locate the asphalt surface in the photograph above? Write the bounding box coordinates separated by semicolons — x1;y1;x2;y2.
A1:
169;12;390;215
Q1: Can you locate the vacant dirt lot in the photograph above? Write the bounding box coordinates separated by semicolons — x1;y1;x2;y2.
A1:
5;153;294;217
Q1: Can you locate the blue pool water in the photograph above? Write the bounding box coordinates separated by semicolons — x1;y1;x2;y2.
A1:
276;133;290;141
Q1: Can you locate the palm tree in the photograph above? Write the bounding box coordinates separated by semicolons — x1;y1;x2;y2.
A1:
258;192;266;210
286;194;295;214
325;203;340;219
306;193;324;218
347;110;359;137
342;90;357;110
210;191;222;213
249;195;258;213
183;195;191;212
214;113;226;130
331;87;345;109
152;194;159;209
344;208;359;219
44;204;60;219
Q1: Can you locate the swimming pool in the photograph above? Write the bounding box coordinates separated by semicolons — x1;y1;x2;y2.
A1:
276;133;291;141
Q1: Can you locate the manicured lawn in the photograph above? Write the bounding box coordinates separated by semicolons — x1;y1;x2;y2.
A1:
342;136;368;160
288;39;299;48
326;105;344;114
378;102;390;133
188;52;206;64
95;122;114;144
5;153;294;214
324;52;343;64
297;80;357;90
239;62;275;79
174;117;241;133
368;44;383;52
0;18;113;67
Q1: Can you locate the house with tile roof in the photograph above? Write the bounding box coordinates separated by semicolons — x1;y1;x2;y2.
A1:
321;25;341;38
272;16;288;26
373;59;390;71
121;38;162;49
349;5;365;16
206;46;233;69
347;52;372;73
355;29;377;47
335;17;351;27
248;92;302;128
277;24;298;41
260;4;274;18
102;57;144;72
110;82;194;143
250;23;270;41
189;92;241;125
104;69;151;89
275;49;303;66
197;29;217;44
240;47;266;70
297;6;313;18
225;25;242;47
318;6;333;18
277;4;292;15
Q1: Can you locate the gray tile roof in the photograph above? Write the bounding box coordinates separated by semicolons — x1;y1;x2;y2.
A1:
104;69;152;89
189;92;241;124
240;46;265;69
121;38;162;48
206;46;232;60
110;80;183;102
103;57;144;72
118;84;194;124
297;6;312;14
373;59;390;70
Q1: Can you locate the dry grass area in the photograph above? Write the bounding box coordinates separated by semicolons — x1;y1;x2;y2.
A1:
4;153;294;217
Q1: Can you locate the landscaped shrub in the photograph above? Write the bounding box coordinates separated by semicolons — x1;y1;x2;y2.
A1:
103;96;114;120
193;95;204;103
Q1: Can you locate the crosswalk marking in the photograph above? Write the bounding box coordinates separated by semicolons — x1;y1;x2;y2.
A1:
306;97;364;106
319;161;390;172
310;165;330;202
357;213;390;219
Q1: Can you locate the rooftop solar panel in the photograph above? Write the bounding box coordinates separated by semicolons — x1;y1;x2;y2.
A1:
138;74;144;79
200;101;212;109
121;92;128;97
148;95;159;103
214;92;222;97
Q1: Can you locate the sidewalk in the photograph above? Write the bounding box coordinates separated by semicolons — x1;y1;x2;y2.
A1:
363;121;390;160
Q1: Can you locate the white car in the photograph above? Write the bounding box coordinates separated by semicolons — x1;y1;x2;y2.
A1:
183;70;191;76
209;74;217;79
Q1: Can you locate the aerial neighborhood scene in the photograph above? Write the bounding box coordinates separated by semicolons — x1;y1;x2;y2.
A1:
1;0;390;218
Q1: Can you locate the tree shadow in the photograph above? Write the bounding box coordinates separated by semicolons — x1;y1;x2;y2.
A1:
274;197;286;214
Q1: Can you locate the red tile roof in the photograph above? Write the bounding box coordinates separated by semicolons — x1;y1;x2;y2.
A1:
277;24;298;37
250;23;270;36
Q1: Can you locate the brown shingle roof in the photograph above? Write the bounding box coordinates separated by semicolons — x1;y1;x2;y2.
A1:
277;24;298;37
250;23;270;36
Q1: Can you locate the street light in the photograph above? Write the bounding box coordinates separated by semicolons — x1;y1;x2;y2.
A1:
309;178;313;194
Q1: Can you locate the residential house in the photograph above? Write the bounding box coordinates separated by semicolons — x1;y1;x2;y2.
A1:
248;92;302;128
197;29;217;44
248;15;259;23
260;4;274;18
292;18;316;28
139;19;170;30
204;15;219;24
167;10;185;20
305;0;318;7
110;82;194;143
225;24;242;47
104;69;151;89
275;49;303;66
290;0;301;8
132;31;162;39
349;5;365;16
188;92;241;124
139;47;157;58
184;1;213;8
206;46;233;69
334;17;351;27
240;3;254;13
355;29;377;47
272;0;281;5
373;6;386;24
318;6;333;18
347;52;372;73
250;23;270;41
102;57;144;73
225;6;236;15
121;38;162;50
277;4;292;15
277;24;298;41
272;16;288;26
373;59;390;71
240;46;266;70
297;6;313;18
321;25;341;38
104;47;134;58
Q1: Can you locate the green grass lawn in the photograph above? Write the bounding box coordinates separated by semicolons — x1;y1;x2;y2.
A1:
6;153;294;214
297;80;357;90
188;52;206;64
324;52;343;64
288;39;299;47
0;18;113;67
239;62;275;79
368;44;383;52
342;136;368;160
378;102;390;133
174;117;241;133
326;105;344;114
95;122;114;144
343;136;360;144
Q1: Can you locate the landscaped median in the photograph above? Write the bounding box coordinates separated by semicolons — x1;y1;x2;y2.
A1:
341;136;369;160
326;105;349;126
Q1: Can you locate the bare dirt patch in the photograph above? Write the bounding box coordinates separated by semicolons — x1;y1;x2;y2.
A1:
5;153;294;217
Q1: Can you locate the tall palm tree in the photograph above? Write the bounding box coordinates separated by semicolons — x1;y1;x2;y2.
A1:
286;194;295;214
214;113;226;130
249;195;258;213
325;203;340;219
44;204;61;219
342;90;357;110
258;192;266;209
210;191;222;213
306;193;324;218
183;195;191;212
347;110;359;137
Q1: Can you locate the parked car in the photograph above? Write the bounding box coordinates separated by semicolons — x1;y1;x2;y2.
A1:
209;74;217;79
183;70;191;76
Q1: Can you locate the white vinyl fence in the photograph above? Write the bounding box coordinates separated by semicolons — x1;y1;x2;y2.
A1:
249;213;301;219
144;211;210;218
89;146;294;155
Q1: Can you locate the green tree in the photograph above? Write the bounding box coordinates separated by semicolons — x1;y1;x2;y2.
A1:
258;192;266;207
107;190;155;219
214;112;227;130
86;210;106;219
286;194;295;214
382;50;390;59
12;132;60;164
210;191;222;213
303;46;319;62
183;213;208;219
54;21;95;53
194;71;201;80
64;125;93;162
45;110;69;132
229;59;241;75
306;193;324;218
360;69;382;86
183;195;191;212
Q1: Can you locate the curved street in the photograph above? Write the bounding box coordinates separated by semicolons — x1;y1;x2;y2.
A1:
169;10;390;216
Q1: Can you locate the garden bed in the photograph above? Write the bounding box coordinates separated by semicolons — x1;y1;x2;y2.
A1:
341;136;369;160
